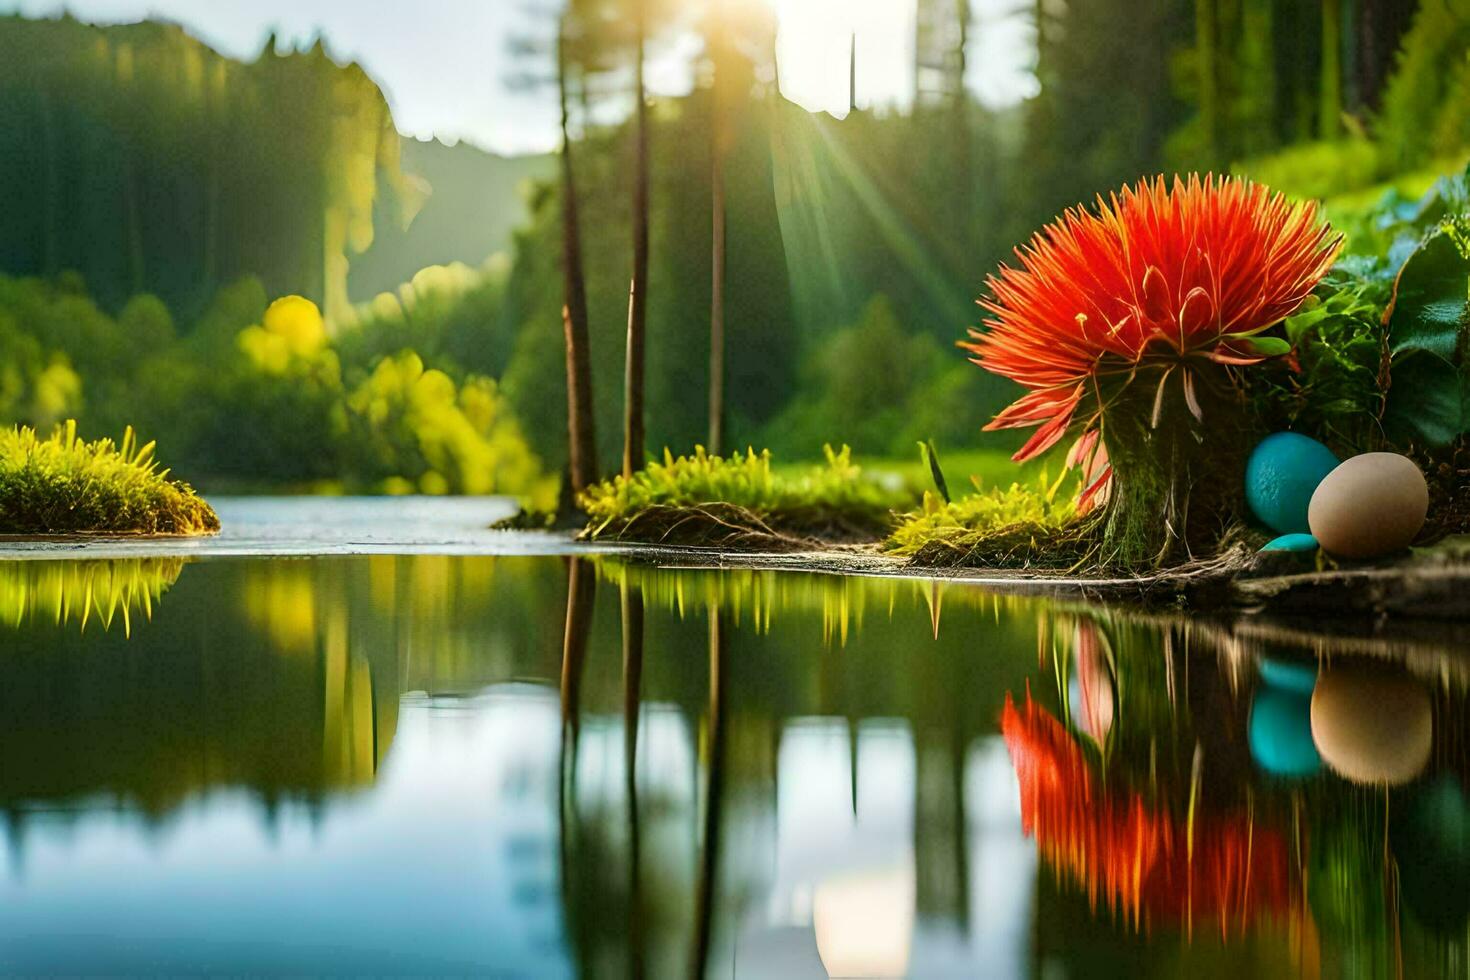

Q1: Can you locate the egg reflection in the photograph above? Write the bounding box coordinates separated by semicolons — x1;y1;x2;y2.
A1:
1250;686;1321;778
1310;664;1432;786
1249;657;1321;779
812;866;914;979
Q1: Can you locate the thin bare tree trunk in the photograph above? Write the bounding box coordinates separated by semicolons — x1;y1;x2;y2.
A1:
559;21;599;496
708;29;728;456
623;14;651;479
952;0;972;249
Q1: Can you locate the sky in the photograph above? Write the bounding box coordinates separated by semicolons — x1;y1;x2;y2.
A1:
1;0;1036;156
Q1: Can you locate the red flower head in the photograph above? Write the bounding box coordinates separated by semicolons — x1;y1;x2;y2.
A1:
963;175;1341;503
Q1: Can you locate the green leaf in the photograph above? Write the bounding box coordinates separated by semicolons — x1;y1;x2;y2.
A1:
1382;230;1470;447
1233;335;1293;357
1283;297;1330;345
919;439;951;504
1387;231;1469;358
1384;351;1470;448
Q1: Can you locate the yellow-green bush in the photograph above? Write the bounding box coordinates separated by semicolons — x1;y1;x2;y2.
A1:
345;351;554;503
0;422;218;535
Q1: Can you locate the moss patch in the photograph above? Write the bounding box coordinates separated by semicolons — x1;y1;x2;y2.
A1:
0;422;219;536
579;446;906;549
885;478;1085;568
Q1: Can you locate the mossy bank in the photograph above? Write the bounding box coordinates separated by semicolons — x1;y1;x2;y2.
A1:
0;422;218;536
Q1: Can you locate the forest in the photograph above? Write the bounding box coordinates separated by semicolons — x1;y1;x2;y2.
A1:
0;1;1464;505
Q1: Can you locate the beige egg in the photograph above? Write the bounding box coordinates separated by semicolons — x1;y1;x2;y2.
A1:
1310;665;1432;786
1308;453;1428;559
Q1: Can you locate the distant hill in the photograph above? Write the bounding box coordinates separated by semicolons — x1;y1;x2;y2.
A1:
349;139;554;299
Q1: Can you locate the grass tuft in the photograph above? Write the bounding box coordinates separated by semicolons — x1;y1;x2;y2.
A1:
885;474;1086;568
0;421;219;536
579;445;907;549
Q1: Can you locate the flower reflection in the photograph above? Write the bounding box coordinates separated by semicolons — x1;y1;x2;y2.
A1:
1002;693;1291;934
1067;619;1115;747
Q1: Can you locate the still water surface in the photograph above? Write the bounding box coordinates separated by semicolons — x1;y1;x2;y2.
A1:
1;551;1467;977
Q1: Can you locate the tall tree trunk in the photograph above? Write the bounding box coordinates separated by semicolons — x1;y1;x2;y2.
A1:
1319;0;1343;140
708;17;729;456
952;0;972;251
559;22;599;496
1196;0;1222;168
622;14;650;479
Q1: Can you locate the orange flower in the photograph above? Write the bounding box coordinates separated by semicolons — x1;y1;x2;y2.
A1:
963;175;1340;499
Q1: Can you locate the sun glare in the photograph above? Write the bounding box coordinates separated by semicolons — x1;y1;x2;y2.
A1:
766;0;917;116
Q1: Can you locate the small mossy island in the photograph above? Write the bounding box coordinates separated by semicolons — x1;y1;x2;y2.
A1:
0;422;219;536
579;446;903;549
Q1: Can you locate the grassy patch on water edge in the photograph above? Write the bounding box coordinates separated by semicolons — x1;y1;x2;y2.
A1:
884;474;1084;569
579;445;909;549
0;422;219;536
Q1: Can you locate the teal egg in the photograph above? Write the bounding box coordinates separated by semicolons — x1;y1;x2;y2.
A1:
1245;433;1340;534
1249;686;1321;778
1261;532;1319;553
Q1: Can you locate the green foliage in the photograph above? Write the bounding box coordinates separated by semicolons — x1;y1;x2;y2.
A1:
342;351;554;498
0;421;218;535
885;475;1079;568
580;445;906;547
337;260;513;380
1383;229;1470;447
1249;262;1393;456
1241;163;1470;457
1234;139;1381;203
0;276;555;503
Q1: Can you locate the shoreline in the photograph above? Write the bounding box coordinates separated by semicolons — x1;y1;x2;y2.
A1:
4;526;1467;622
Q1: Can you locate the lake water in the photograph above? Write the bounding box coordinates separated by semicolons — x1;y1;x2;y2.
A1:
1;504;1468;976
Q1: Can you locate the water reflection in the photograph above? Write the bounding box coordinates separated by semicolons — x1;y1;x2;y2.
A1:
1;554;1468;975
0;558;183;634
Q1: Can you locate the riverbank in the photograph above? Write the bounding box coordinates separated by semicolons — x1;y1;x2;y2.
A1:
2;496;1466;623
